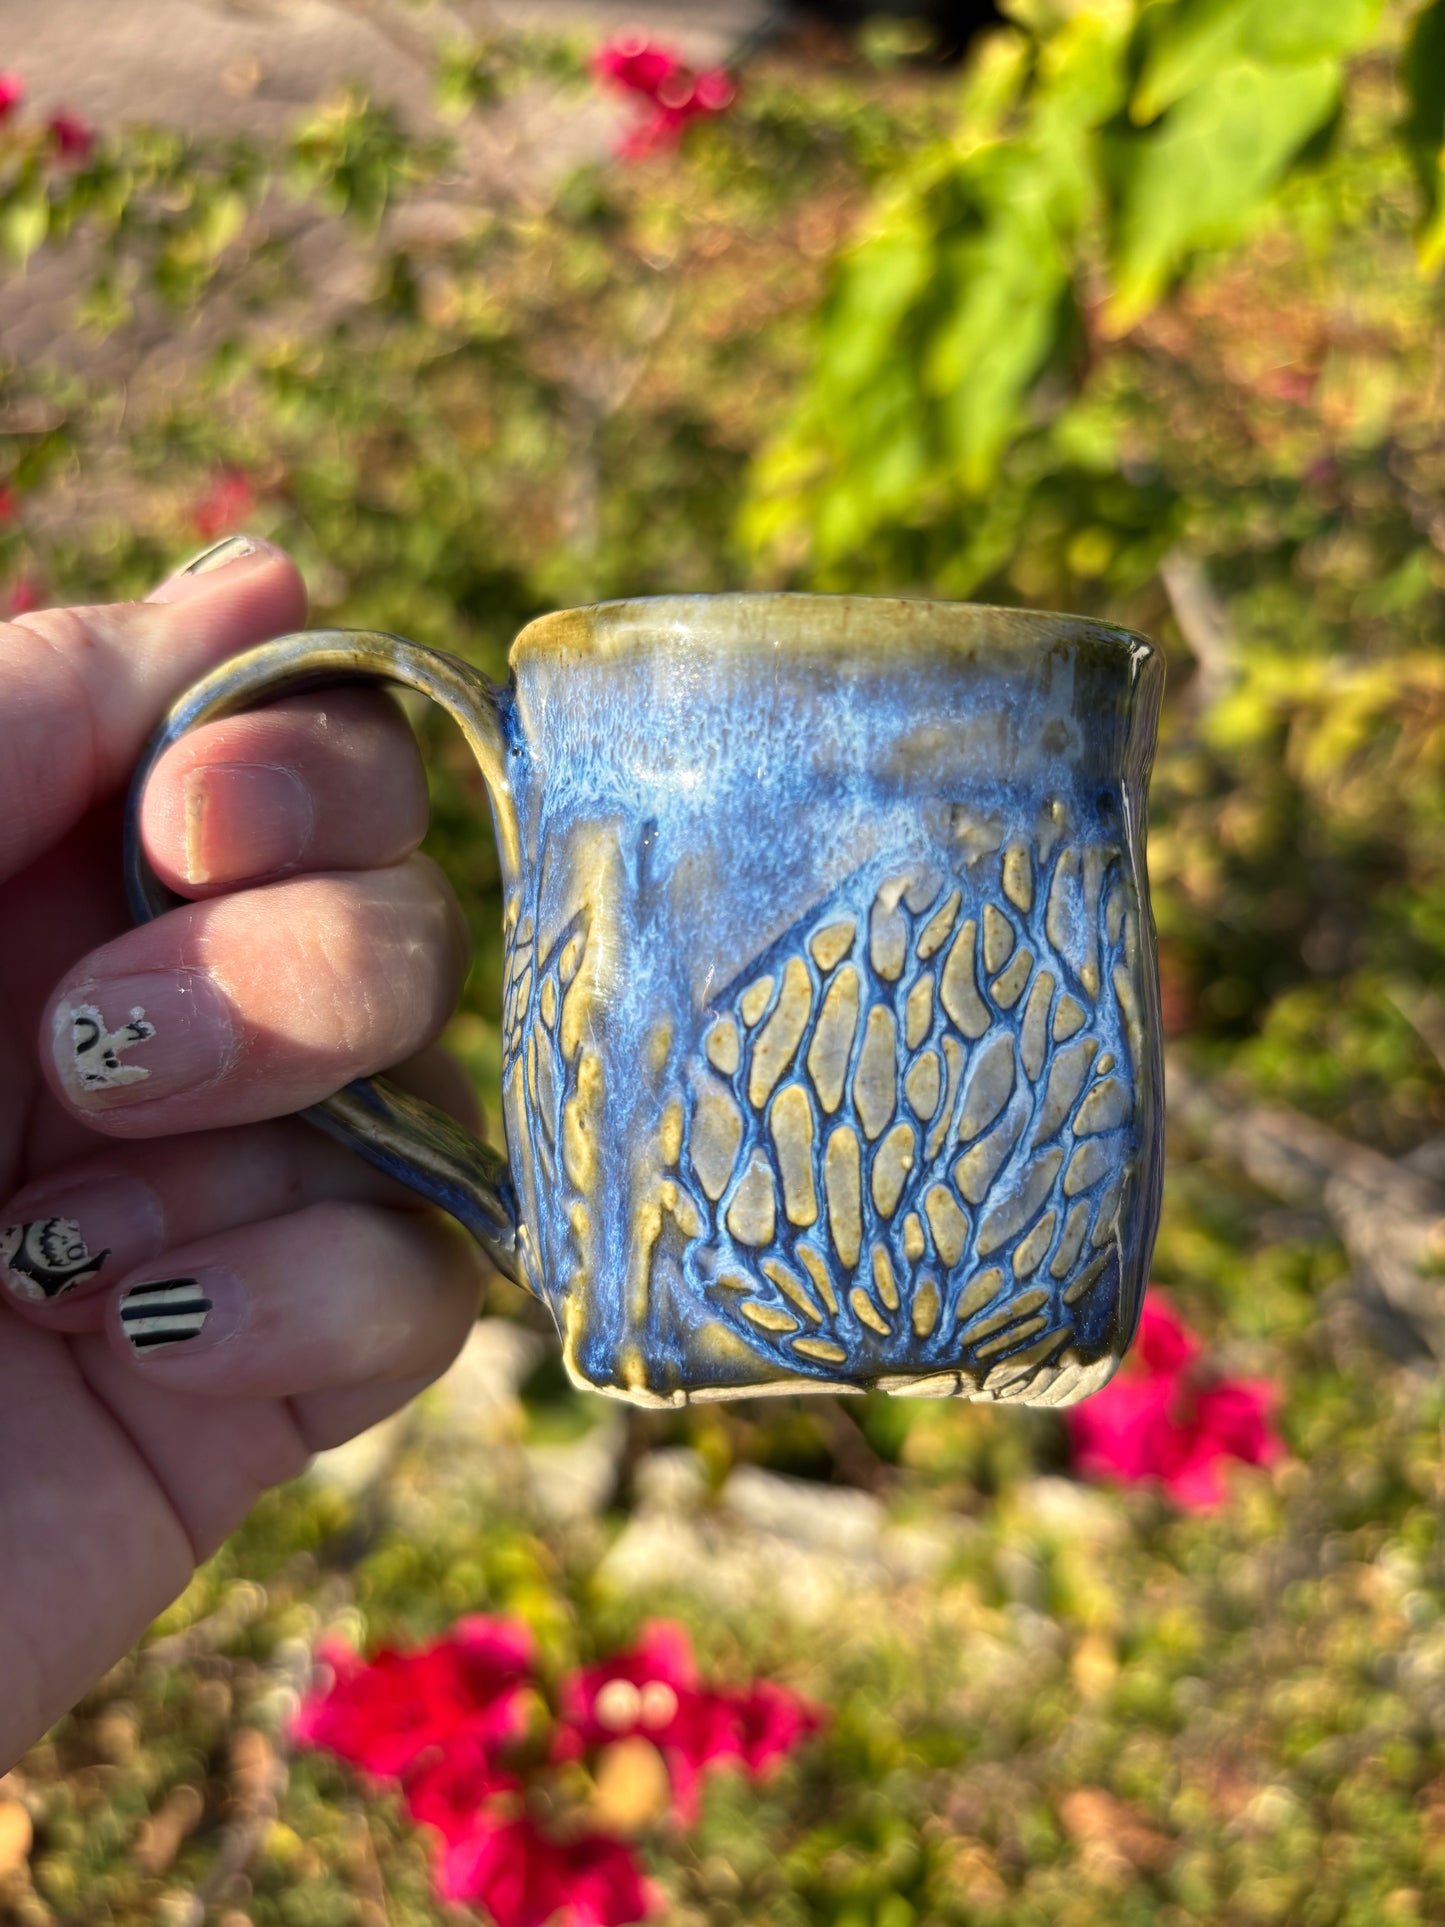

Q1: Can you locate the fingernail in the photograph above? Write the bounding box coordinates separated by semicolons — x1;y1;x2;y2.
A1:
51;973;236;1110
119;1272;232;1356
145;534;259;604
184;762;315;885
0;1175;166;1304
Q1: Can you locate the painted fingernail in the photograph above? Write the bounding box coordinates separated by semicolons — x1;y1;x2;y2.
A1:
51;973;236;1110
181;534;257;576
0;1175;165;1304
145;534;262;604
1;1218;107;1302
183;762;315;885
119;1276;217;1353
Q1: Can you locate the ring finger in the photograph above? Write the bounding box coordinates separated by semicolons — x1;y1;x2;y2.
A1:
0;1043;482;1331
105;1199;484;1400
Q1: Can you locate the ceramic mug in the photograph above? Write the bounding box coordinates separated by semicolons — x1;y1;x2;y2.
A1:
125;594;1164;1410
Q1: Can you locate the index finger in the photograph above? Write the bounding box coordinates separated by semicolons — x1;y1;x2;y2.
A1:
0;535;307;886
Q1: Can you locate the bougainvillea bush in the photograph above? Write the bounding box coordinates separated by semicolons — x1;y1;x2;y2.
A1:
6;3;1445;1922
291;1616;820;1921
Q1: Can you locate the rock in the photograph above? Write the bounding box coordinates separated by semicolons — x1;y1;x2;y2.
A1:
423;1320;546;1448
1010;1475;1126;1547
633;1448;710;1516
599;1461;958;1622
722;1466;884;1555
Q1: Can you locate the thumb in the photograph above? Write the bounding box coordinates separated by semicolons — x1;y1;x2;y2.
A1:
0;535;307;886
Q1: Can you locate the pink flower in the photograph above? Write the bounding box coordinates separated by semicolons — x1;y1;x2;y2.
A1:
190;468;255;542
593;36;683;96
46;109;92;161
558;1623;822;1823
0;73;23;122
437;1813;656;1926
592;35;735;158
292;1617;537;1782
1066;1295;1282;1510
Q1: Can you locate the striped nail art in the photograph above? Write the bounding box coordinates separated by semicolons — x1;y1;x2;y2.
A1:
120;1277;213;1352
181;533;256;576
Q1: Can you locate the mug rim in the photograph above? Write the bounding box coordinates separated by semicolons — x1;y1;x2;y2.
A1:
510;592;1157;669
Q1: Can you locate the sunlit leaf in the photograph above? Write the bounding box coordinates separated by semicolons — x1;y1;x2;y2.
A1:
1132;0;1381;123
0;192;49;266
1401;0;1445;275
1105;55;1343;332
1130;0;1249;124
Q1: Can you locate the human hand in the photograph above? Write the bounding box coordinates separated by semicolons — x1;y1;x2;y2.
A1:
0;538;486;1768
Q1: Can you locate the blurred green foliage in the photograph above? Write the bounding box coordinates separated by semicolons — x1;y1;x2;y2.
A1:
5;2;1445;1921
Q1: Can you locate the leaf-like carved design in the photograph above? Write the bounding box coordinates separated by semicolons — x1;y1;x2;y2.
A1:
666;832;1143;1402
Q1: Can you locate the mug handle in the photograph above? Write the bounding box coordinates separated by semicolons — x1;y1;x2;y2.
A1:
123;629;529;1292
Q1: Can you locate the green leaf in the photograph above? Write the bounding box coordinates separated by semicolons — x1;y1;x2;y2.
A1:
1131;0;1382;124
742;9;1128;558
926;189;1074;490
0;191;49;265
1106;55;1343;330
197;188;248;260
1241;0;1381;63
1131;0;1250;125
1402;0;1445;275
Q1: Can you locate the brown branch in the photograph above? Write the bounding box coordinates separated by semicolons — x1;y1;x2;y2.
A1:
813;1395;899;1495
1159;549;1236;712
1168;1053;1445;1359
1383;979;1445;1080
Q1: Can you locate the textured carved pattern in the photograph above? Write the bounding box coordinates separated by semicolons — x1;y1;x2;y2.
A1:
675;835;1143;1400
503;901;593;1298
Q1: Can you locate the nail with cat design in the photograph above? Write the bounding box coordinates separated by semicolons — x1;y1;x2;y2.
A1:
67;1004;155;1090
52;972;235;1109
119;1277;214;1353
0;1219;110;1302
0;1175;166;1307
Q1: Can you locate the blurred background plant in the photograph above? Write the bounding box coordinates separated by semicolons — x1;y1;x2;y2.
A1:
5;0;1445;1920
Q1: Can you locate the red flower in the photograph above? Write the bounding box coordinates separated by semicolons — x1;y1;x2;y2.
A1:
297;1616;821;1917
592;35;735;158
1066;1295;1281;1510
0;485;17;526
292;1617;536;1782
732;1679;823;1774
558;1623;822;1823
1136;1294;1200;1376
0;73;23;122
46;109;93;161
437;1813;656;1926
404;1737;523;1847
2;572;43;618
190;468;255;542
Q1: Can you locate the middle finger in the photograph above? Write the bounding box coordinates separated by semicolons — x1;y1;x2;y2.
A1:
41;855;470;1137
